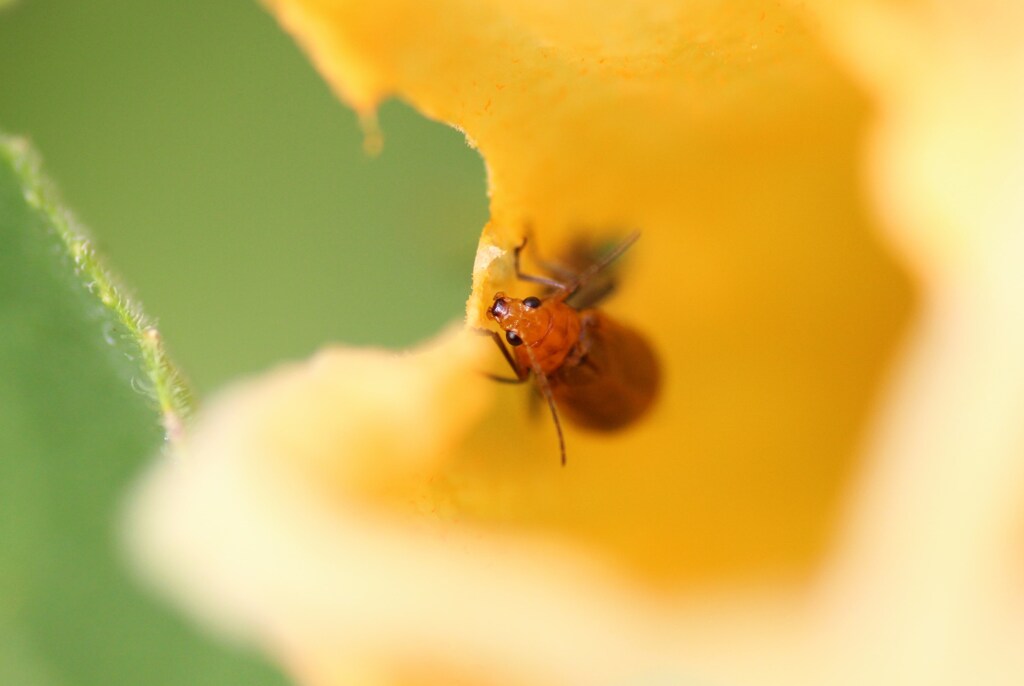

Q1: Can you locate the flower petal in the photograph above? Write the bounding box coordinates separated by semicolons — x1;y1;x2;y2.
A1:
263;0;911;580
130;0;1024;683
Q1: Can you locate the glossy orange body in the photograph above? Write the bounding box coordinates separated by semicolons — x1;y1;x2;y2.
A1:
487;291;659;431
492;296;581;375
549;308;659;430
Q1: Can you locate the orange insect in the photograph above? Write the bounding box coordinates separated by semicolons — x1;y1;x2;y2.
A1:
483;232;660;465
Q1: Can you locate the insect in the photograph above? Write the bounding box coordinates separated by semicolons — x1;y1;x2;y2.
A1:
483;232;660;465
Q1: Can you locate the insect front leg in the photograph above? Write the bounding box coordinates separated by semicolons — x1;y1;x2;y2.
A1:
477;329;530;384
519;225;577;281
512;237;569;292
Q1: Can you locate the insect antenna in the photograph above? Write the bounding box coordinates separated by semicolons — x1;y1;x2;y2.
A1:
524;344;567;466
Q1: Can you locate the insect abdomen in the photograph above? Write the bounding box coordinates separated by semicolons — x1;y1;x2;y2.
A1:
551;311;659;431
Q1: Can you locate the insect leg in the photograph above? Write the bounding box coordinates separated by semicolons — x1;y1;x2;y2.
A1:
566;277;617;310
564;230;640;300
513;237;569;291
524;345;567;466
476;329;530;383
519;225;577;281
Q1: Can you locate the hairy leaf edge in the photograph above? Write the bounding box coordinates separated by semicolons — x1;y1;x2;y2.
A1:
0;134;195;443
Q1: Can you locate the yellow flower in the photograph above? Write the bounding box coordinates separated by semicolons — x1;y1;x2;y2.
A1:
128;1;1024;685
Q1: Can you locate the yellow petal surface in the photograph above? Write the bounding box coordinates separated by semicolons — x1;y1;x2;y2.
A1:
128;0;1024;684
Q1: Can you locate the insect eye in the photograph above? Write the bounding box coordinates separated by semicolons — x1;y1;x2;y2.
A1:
489;297;508;319
523;296;542;309
506;330;523;346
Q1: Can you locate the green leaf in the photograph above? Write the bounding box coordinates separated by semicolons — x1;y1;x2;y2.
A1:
0;136;285;685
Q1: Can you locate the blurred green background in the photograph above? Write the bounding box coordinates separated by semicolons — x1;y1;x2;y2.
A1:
0;0;487;392
0;1;486;684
